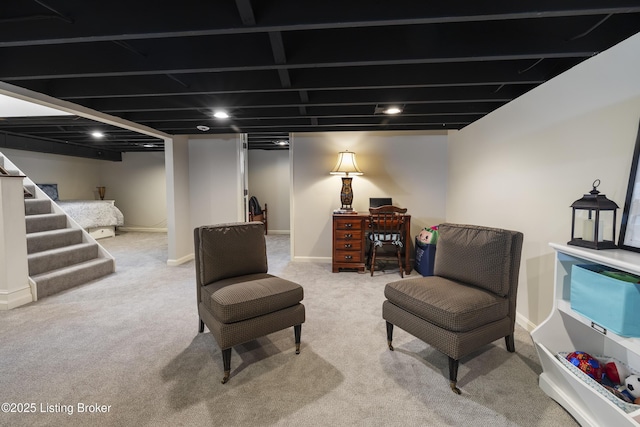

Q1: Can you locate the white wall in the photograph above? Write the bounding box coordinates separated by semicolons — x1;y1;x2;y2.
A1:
101;151;167;230
188;135;244;230
291;130;448;261
248;149;290;234
2;148;103;200
165;135;192;265
447;33;640;329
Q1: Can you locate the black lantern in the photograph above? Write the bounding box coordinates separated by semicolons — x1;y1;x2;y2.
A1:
568;179;619;250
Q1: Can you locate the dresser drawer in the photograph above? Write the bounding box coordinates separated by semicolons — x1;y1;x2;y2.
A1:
335;239;362;251
334;230;362;241
335;250;363;263
334;218;362;230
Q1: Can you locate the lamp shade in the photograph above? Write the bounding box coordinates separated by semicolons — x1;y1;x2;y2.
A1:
330;151;363;176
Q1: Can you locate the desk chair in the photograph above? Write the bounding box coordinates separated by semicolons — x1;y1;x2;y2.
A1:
368;205;408;277
248;196;268;234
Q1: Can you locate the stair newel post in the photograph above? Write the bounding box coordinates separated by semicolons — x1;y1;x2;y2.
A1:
0;175;33;309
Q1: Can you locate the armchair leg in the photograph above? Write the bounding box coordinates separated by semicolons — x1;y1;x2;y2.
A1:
221;348;232;384
198;318;204;333
386;321;394;351
448;357;461;395
505;334;515;352
294;324;302;354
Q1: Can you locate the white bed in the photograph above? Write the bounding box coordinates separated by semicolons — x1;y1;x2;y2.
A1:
57;200;124;239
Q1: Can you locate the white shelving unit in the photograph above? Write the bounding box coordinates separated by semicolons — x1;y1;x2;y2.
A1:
531;243;640;426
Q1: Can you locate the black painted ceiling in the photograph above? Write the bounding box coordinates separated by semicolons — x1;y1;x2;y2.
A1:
1;1;640;159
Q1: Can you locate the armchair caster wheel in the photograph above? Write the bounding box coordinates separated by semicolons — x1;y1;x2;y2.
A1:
221;371;230;384
450;381;461;395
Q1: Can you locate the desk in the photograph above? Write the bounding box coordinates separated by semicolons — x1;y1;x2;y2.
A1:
332;213;412;274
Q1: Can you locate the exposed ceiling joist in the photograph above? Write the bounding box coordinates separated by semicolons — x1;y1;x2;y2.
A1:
0;1;638;156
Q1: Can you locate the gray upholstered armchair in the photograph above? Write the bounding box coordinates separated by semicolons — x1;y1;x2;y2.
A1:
194;222;305;383
383;223;523;394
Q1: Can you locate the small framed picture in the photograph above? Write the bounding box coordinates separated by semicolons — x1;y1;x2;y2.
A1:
619;120;640;252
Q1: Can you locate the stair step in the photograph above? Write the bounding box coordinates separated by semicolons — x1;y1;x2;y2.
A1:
24;184;36;195
2;151;117;302
25;213;67;233
31;258;115;299
0;168;20;176
27;228;84;254
24;199;52;215
28;242;99;276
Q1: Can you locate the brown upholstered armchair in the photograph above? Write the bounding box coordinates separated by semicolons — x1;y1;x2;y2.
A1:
194;222;305;383
383;223;523;394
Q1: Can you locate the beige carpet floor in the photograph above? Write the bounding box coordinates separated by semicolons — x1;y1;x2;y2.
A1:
0;231;578;427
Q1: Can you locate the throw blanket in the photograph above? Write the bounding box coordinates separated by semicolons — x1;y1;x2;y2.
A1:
57;201;124;229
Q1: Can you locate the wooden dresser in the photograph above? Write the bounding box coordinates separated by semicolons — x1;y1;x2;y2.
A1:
332;214;365;272
332;213;412;274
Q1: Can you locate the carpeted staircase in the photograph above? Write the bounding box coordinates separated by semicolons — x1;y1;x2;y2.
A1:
1;153;115;301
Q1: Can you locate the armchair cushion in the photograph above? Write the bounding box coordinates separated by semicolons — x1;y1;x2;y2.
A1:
384;277;509;332
196;223;268;285
434;224;515;297
202;274;304;323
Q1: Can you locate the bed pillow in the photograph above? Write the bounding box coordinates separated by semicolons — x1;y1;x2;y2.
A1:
37;183;59;201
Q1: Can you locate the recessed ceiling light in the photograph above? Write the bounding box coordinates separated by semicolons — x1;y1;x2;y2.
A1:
143;143;156;148
383;106;402;115
91;131;105;138
213;110;229;119
273;140;289;146
374;104;405;115
196;125;210;131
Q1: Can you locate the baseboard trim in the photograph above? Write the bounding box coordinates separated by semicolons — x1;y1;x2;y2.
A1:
292;256;331;263
516;312;537;332
266;230;290;235
118;227;168;233
167;253;194;266
0;286;33;310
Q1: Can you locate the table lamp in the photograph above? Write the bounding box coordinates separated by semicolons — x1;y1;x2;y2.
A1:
330;150;363;211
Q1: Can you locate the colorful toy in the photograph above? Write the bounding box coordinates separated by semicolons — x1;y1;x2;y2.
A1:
604;375;640;404
566;351;603;382
625;375;640;399
604;360;630;385
418;226;439;245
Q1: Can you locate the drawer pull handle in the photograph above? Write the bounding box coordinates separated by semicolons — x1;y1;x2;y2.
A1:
345;255;352;260
591;322;607;335
344;244;352;248
345;223;353;228
344;233;352;238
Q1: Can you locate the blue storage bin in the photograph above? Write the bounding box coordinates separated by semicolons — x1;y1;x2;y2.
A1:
415;239;436;276
570;264;640;337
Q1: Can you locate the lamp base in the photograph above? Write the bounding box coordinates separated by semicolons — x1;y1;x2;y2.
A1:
340;177;354;210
